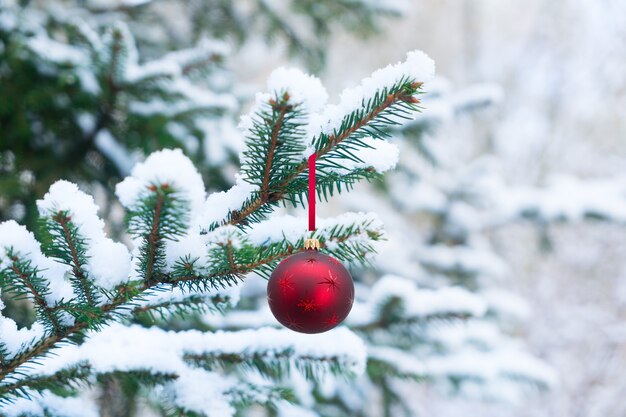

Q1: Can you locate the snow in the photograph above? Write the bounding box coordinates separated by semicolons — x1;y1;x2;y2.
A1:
417;244;509;280
4;392;99;417
305;50;435;154
480;289;531;321
442;165;626;227
199;118;244;165
369;346;426;377
87;0;152;8
450;83;503;113
0;9;17;31
116;148;206;222
138;284;241;312
428;321;506;351
388;174;448;212
38;181;131;290
165;231;209;269
277;403;321;417
237;67;326;170
27;32;86;65
0;295;46;359
170;368;236;417
425;349;557;389
10;323;367;413
267;67;328;113
94;130;137;176
237;67;328;182
102;22;236;117
504;175;626;223
160;38;229;71
195;175;258;228
325;137;400;174
244;215;308;246
352;275;487;324
130;77;237;116
0;220;73;305
244;212;384;255
19;323;366;377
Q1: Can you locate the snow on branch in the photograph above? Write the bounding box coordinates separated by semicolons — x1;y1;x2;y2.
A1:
424;349;557;394
164;210;385;291
349;275;487;331
0;294;46;362
0;49;436;408
38;181;131;293
4;392;98;417
498;175;626;224
200;50;434;230
417;244;509;281
2;323;366;409
399;160;626;229
0;221;72;309
368;346;427;380
0;143;392;400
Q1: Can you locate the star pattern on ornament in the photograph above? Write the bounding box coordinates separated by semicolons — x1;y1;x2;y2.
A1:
329;257;341;266
297;293;320;312
283;313;303;331
324;312;340;328
277;274;295;294
343;295;355;313
305;256;317;265
318;270;340;292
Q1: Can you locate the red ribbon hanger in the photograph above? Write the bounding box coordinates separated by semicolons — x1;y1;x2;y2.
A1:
308;154;316;232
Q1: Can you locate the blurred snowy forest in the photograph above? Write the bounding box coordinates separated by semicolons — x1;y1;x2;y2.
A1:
1;0;625;417
323;2;626;417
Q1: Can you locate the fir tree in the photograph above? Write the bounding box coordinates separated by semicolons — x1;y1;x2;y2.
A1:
0;0;404;229
0;51;434;416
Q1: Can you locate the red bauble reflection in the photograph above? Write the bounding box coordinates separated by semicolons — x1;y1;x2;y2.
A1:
267;250;354;334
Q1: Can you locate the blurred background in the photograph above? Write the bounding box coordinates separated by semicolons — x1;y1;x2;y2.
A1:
1;0;625;416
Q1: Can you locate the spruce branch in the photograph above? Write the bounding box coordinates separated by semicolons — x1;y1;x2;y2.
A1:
0;363;91;403
0;50;435;409
50;212;97;306
222;80;423;230
1;252;63;334
132;293;232;321
127;184;188;283
0;218;375;391
186;348;352;381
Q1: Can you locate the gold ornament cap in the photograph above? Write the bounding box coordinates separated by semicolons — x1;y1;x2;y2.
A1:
304;238;320;251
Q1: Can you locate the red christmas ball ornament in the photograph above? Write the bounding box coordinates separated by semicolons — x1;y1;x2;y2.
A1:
267;239;354;333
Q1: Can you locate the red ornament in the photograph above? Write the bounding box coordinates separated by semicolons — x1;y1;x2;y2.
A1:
267;244;354;334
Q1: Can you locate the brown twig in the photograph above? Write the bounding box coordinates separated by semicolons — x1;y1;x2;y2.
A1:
145;191;165;282
228;89;416;227
54;213;94;306
10;262;62;332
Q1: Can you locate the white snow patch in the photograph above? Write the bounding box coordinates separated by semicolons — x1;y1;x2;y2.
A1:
305;50;435;154
267;67;328;113
116;149;206;222
38;181;131;290
0;295;46;359
326;137;399;174
0;220;73;305
5;392;98;417
196;175;258;228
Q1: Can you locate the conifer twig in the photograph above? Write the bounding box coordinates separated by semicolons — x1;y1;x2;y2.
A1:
228;86;420;228
53;213;95;306
9;261;62;333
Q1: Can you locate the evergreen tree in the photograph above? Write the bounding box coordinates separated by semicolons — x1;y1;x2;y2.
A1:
0;0;403;229
3;2;621;417
0;50;435;416
204;80;559;417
